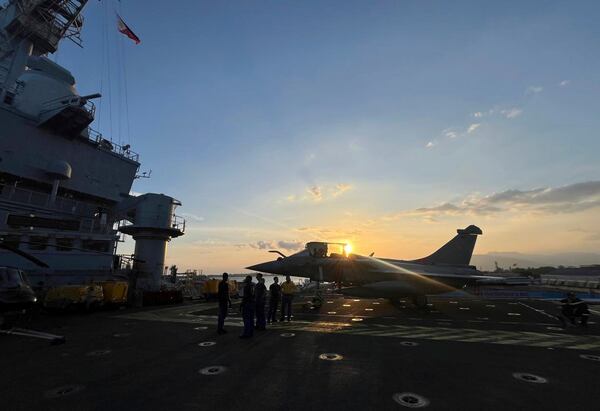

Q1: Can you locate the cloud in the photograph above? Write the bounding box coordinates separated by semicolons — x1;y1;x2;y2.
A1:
277;240;304;251
500;108;523;119
473;112;484;118
467;123;481;134
249;240;275;250
287;183;353;203
527;86;544;94
444;130;458;139
559;80;570;87
391;181;600;219
307;186;322;201
332;183;352;197
586;233;600;242
181;212;205;222
426;141;435;148
248;240;305;251
305;153;316;164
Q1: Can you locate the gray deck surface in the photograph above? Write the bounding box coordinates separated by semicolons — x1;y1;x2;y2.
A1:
2;294;599;410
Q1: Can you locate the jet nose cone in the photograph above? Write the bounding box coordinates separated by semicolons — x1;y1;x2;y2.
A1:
246;261;281;274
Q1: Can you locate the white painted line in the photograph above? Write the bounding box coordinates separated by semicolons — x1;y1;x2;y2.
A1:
518;302;559;321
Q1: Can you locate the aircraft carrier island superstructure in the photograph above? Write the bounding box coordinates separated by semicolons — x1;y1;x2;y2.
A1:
0;0;184;291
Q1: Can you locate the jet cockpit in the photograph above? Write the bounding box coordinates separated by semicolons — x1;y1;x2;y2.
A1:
305;242;351;258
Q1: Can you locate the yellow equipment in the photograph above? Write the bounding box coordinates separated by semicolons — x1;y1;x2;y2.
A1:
202;279;238;299
44;284;104;310
99;281;128;305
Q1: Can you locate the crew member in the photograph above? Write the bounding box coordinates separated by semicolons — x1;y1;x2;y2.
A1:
559;292;590;327
239;275;255;338
255;274;267;330
280;275;297;322
268;276;281;323
217;272;231;334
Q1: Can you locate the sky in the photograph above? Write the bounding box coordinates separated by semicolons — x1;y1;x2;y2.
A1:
51;0;600;272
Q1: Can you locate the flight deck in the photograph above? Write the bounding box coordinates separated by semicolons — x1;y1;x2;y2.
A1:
1;294;599;410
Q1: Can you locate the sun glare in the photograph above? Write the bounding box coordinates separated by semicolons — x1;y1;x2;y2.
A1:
344;244;353;255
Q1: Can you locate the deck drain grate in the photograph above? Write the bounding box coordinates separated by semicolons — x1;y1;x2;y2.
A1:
198;341;216;347
580;354;600;362
199;366;226;375
393;392;429;408
44;384;85;398
513;373;547;383
319;353;343;361
280;333;295;338
86;349;111;357
193;326;208;331
400;341;419;347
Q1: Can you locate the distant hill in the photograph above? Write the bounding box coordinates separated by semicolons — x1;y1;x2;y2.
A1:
471;252;600;272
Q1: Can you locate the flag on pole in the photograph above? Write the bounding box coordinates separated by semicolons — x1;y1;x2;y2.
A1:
117;14;141;44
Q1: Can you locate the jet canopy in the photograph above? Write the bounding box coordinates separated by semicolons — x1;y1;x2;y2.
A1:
305;242;350;258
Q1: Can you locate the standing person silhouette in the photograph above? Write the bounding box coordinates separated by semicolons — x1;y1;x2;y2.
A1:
216;272;231;335
268;276;281;323
239;275;255;338
255;274;267;330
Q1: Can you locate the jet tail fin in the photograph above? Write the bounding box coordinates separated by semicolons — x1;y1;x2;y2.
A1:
411;225;482;266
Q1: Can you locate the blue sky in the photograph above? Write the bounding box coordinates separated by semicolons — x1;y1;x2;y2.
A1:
52;1;600;271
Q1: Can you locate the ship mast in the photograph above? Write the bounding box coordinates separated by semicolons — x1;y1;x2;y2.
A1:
0;0;88;100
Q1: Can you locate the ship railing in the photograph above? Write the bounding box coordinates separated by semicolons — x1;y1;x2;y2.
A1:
0;184;114;234
116;216;186;234
171;214;186;233
87;128;140;162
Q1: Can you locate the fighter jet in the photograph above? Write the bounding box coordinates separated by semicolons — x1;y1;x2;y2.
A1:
246;225;513;307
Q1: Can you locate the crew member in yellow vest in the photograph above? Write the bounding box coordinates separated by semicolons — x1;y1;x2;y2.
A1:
280;275;297;322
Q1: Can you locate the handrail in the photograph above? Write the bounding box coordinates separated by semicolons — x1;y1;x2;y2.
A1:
171;214;186;233
87;128;139;162
36;94;139;162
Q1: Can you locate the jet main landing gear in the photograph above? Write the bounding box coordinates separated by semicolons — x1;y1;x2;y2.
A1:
411;295;429;310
